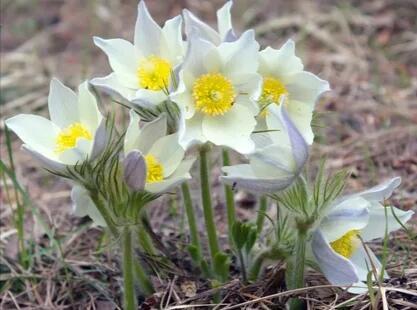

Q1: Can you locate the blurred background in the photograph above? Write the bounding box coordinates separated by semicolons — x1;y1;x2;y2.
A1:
1;0;416;307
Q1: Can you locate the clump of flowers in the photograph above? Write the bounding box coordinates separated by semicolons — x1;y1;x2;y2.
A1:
5;1;414;309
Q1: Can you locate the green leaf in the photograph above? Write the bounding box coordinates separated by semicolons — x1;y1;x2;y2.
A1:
213;252;230;282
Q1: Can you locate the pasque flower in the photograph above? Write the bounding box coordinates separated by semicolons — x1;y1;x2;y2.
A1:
5;79;105;171
257;39;330;144
311;177;414;290
123;110;194;193
171;29;261;153
221;103;308;192
91;1;184;108
183;0;236;44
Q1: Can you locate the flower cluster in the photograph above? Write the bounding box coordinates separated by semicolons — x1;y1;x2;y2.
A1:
5;1;413;308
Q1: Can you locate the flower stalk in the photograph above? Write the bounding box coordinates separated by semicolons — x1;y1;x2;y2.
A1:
122;227;137;310
222;148;236;244
256;196;268;234
181;182;203;264
199;145;220;265
288;227;308;310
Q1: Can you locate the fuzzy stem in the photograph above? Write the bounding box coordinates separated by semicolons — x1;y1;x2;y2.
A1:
222;148;235;244
138;227;157;256
90;190;119;237
181;182;203;262
249;249;270;281
237;249;248;283
122;228;136;310
199;145;220;263
256;196;268;234
289;229;307;310
133;261;154;296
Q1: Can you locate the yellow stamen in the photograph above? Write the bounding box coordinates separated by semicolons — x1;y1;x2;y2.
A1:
192;73;235;116
137;55;172;91
259;76;288;117
55;123;92;153
330;230;360;258
145;154;164;183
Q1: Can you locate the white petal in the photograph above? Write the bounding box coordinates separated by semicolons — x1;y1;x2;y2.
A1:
221;164;295;193
134;1;162;56
22;145;65;172
312;230;359;285
93;37;138;88
132;88;167;109
161;15;184;64
178;111;206;150
259;40;303;77
123;150;146;191
90;73;137;102
71;185;106;227
148;133;184;177
170;75;195;118
321;196;370;242
357;177;401;202
183;32;215;77
202;104;255;154
349;245;385;282
124;110;167;155
183;9;220;45
77;81;102;132
218;30;259;76
58;140;90;165
286;71;330;103
48;78;79;128
286;99;314;145
5;114;60;159
217;1;234;40
361;203;414;242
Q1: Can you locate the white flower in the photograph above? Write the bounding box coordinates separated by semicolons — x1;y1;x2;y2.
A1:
311;177;414;291
90;1;185;108
221;103;308;192
71;185;106;227
5;79;105;172
171;29;262;154
183;0;236;44
123;110;194;193
257;39;330;144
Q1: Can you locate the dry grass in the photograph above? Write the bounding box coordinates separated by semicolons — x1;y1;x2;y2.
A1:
1;0;416;308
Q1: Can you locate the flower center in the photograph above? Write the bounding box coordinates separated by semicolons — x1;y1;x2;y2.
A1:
330;230;360;258
137;55;172;91
259;76;288;116
145;154;164;183
55;123;92;153
192;73;235;116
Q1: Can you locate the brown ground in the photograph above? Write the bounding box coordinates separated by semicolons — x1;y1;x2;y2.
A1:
1;0;416;309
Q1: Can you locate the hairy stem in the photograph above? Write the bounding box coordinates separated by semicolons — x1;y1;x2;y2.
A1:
181;182;203;262
289;229;307;310
256;196;268;234
122;228;136;310
199;145;220;264
222;148;235;244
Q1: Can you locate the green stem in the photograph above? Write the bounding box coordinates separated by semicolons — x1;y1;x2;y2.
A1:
249;249;270;281
289;229;307;310
199;145;220;263
222;148;235;244
90;190;119;237
138;227;157;256
256;196;268;234
133;261;154;296
181;182;203;262
237;249;248;283
122;228;136;310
